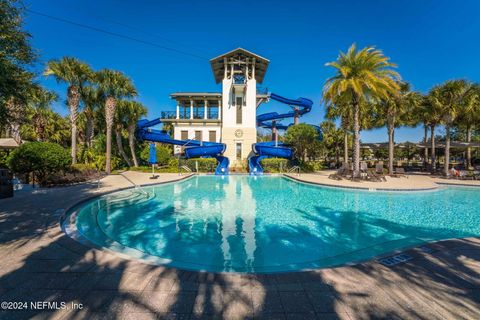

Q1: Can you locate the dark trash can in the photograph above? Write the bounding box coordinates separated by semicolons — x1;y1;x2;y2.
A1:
0;169;14;199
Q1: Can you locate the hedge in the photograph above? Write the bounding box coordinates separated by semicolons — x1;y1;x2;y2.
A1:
260;158;289;173
183;158;218;172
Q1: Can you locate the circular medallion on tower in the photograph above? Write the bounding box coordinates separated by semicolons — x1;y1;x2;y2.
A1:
234;129;243;138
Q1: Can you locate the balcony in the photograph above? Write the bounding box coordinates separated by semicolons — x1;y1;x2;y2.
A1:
161;107;220;121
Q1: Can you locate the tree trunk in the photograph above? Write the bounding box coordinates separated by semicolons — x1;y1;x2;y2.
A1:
105;96;116;174
423;125;428;168
85;114;94;147
10;123;21;144
128;123;139;167
343;131;349;165
430;125;436;173
115;128;132;167
67;85;80;165
466;125;472;169
387;120;395;175
444;125;451;176
352;97;361;177
7;98;23;144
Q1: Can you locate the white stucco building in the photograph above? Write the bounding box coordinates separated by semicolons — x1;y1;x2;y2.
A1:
161;48;269;167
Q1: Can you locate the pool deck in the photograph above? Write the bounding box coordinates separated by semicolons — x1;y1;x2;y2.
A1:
1;171;479;319
285;170;480;191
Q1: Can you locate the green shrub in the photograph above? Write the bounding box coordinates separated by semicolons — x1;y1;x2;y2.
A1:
93;154;121;171
140;144;172;166
260;158;289;173
184;158;217;172
7;142;70;186
0;150;8;169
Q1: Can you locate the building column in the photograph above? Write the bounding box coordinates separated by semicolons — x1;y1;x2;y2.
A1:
294;107;299;125
190;99;194;120
204;99;208;119
176;103;180;119
218;99;222;120
272;120;278;146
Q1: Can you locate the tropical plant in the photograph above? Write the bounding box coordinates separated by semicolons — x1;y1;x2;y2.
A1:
456;83;480;169
325;94;352;165
44;57;93;164
430;80;471;175
118;100;147;167
375;82;422;174
422;92;443;172
323;44;400;176
95;69;137;173
284;124;320;162
319;120;344;165
80;85;102;148
113;101;133;166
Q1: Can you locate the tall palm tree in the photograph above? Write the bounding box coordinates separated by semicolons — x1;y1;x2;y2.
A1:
377;82;422;174
457;84;480;169
118;100;147;167
423;93;443;173
114;100;133;167
413;96;432;168
30;87;58;142
431;80;471;176
323;44;400;176
80;85;102;148
44;57;92;164
95;69;137;174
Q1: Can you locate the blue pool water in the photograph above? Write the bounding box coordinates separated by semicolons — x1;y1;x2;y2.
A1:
66;176;480;273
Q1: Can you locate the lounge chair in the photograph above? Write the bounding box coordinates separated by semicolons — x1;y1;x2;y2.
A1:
329;163;351;180
372;163;387;182
391;167;407;178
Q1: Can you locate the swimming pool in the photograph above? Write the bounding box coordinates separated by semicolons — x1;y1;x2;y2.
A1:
63;175;480;273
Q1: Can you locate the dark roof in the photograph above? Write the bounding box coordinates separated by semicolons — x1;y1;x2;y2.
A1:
210;48;269;84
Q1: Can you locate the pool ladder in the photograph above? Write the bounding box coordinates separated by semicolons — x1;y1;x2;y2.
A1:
179;165;192;175
288;166;301;176
120;172;149;196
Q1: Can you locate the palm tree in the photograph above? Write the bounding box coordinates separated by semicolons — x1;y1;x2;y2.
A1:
95;69;137;174
30;87;58;142
325;94;352;165
114;100;133;167
377;82;422;174
118;100;147;167
80;85;102;148
430;80;471;176
323;44;400;176
44;57;92;164
457;84;480;169
413;96;432;168
423;93;443;173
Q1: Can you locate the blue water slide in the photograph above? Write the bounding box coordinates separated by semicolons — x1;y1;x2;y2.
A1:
136;119;229;175
249;93;319;175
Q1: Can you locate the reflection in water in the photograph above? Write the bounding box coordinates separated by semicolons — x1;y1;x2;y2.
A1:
219;176;257;270
73;176;480;273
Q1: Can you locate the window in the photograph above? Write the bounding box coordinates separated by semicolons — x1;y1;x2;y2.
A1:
194;130;202;141
209;131;216;142
236;97;243;124
181;130;188;140
236;143;242;160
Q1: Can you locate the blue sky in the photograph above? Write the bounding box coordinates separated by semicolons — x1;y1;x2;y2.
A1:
24;0;480;142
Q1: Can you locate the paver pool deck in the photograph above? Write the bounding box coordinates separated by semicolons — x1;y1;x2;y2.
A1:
1;171;479;319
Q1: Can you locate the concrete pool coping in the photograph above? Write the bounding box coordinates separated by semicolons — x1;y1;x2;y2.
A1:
1;171;479;319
